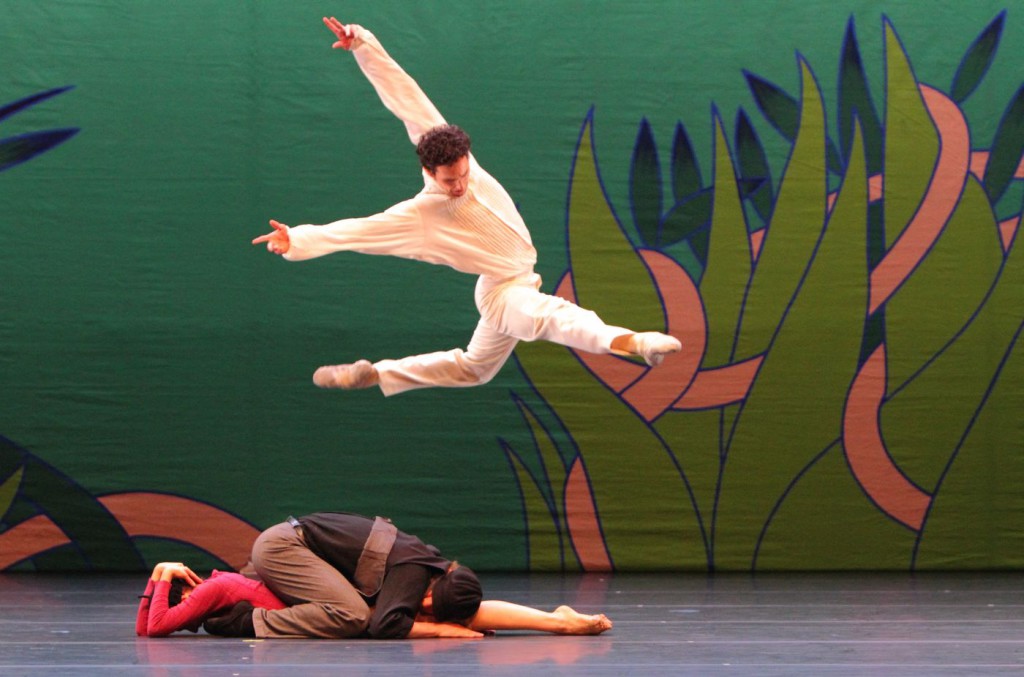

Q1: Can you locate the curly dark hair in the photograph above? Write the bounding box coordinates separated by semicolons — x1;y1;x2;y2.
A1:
416;124;471;172
168;578;187;608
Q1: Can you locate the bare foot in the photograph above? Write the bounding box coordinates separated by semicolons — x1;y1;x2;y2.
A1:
553;605;613;635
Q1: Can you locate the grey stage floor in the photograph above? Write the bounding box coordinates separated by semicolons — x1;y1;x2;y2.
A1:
2;571;1024;676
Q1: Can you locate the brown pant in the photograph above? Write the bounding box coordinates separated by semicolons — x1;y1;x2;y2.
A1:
250;522;370;638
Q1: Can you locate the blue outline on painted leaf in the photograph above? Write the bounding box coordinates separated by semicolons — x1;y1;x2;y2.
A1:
0;86;79;174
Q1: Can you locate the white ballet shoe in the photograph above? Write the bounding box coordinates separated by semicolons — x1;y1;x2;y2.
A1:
632;332;682;366
312;360;378;389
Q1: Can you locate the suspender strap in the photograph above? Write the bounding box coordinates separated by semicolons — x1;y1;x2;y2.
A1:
353;516;398;596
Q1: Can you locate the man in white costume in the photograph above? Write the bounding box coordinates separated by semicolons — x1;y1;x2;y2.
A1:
253;17;681;397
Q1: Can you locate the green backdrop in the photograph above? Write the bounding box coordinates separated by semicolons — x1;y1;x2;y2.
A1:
2;1;1022;572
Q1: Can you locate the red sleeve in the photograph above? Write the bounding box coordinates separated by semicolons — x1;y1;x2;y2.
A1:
135;579;156;636
145;579;229;637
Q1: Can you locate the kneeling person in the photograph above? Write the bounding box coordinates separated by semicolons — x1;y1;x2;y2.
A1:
206;512;483;639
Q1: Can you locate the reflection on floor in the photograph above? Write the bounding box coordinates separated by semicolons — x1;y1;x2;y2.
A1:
3;572;1024;675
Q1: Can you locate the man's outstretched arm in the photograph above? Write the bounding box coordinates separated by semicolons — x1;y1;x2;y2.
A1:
323;17;446;145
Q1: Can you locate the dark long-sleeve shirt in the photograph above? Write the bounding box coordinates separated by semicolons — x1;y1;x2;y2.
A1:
297;512;451;638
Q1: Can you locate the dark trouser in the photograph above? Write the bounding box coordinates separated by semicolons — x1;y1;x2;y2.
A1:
250;522;370;638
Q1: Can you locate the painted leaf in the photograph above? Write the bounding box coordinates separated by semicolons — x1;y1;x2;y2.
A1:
882;19;940;249
862;189;887;363
950;11;1005;104
882;223;1024;492
753;444;916;570
658;188;712;251
734;59;828;361
630;118;663;247
0;85;74;124
502;443;567;571
512;396;568;523
860;298;886;365
717;120;868;569
0;129;79;174
568;111;665;331
737;178;767;198
745;70;799;141
866;197;886;268
864;204;887;374
515;339;707;569
983;84;1024;206
0;437;142;571
735;109;774;221
744;70;843;174
838;18;884;174
700;112;751;368
885;176;1004;395
671;121;703;202
915;321;1024;569
0;466;24;521
653;410;722;548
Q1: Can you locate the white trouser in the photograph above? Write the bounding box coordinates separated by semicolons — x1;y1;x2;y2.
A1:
374;273;631;396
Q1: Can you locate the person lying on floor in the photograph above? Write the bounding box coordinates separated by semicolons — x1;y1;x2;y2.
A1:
135;559;611;639
135;561;286;637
